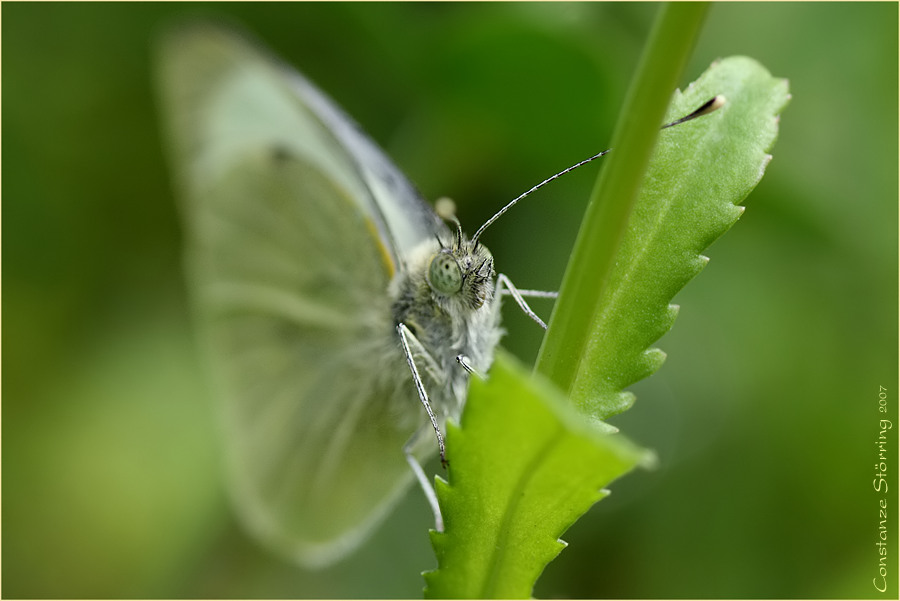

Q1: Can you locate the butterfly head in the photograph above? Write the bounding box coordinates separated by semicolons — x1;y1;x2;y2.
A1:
421;197;495;312
426;239;494;311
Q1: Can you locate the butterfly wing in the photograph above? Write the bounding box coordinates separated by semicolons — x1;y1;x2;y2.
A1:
157;25;441;566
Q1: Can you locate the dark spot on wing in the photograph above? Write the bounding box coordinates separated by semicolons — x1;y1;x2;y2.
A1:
269;144;293;163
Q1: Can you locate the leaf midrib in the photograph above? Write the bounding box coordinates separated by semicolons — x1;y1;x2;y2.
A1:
481;421;566;598
573;127;713;406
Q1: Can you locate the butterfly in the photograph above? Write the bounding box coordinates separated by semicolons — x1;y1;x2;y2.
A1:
157;23;722;568
156;23;558;568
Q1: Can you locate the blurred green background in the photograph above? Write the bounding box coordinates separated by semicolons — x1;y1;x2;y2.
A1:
4;2;897;598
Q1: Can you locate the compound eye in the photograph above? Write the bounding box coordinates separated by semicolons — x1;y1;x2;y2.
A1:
427;252;463;295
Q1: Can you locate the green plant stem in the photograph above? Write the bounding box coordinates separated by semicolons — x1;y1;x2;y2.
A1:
534;2;708;395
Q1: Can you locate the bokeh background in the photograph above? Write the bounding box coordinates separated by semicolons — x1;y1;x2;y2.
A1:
4;2;897;598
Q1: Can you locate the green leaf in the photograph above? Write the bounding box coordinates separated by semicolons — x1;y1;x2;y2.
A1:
423;351;653;599
538;56;791;419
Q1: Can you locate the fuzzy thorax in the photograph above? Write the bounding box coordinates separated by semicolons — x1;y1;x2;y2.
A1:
390;237;502;417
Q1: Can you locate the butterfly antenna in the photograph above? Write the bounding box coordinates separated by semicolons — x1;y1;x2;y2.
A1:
661;94;726;129
470;149;610;245
470;95;726;246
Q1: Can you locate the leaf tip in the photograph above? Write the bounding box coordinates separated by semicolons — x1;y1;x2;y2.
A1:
757;153;774;181
639;448;659;469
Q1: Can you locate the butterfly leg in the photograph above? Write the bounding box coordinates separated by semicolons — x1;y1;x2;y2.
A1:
398;323;447;532
496;273;558;330
397;323;447;467
403;428;444;533
456;354;478;375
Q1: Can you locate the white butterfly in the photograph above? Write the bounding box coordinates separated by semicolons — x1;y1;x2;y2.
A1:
157;24;556;568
